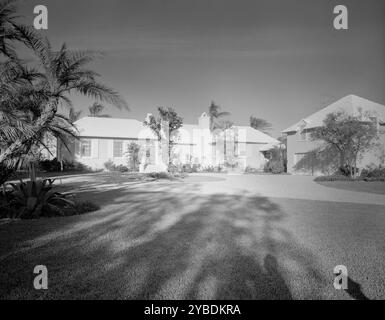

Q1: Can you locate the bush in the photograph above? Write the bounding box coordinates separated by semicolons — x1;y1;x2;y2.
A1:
104;160;114;171
360;165;385;179
103;161;129;172
182;164;193;173
1;179;75;219
168;164;179;174
0;181;100;219
63;160;91;172
201;165;224;173
264;160;285;174
314;175;385;182
181;164;200;173
126;142;141;172
38;159;91;173
39;158;61;172
314;175;354;182
244;166;259;174
337;165;359;177
146;172;173;179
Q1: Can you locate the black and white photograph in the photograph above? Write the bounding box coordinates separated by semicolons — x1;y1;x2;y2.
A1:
0;0;385;305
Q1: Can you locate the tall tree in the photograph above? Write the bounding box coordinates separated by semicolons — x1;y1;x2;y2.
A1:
0;0;22;58
69;108;82;123
0;1;128;182
208;101;230;131
311;111;378;177
88;102;110;117
250;116;272;134
143;107;183;167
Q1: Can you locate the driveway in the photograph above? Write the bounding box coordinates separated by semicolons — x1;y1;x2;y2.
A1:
0;172;384;299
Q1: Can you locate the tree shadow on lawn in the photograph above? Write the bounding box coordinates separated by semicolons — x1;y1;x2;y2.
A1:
0;181;329;299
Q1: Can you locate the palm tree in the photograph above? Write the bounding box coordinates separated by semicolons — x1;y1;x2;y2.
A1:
0;0;21;58
249;116;272;134
0;4;128;180
68;108;82;123
0;40;127;165
208;101;230;131
88;102;111;117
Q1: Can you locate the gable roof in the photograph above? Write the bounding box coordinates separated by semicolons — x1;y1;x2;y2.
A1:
282;95;385;133
232;126;279;144
74;117;158;139
74;116;280;145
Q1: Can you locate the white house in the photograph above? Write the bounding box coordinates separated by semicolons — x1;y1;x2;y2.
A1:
60;112;279;172
282;95;385;175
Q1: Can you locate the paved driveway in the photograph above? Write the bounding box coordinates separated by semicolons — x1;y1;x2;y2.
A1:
0;173;384;299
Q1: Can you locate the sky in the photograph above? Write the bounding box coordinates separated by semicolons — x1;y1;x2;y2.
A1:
17;0;385;137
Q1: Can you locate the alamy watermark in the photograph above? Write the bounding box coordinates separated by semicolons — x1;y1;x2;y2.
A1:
333;265;348;290
31;4;348;31
33;265;48;290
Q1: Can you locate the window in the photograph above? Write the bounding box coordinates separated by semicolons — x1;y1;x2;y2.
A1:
113;140;123;157
80;139;91;157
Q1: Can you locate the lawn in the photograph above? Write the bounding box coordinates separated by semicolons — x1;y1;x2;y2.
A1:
317;181;385;195
1;173;384;299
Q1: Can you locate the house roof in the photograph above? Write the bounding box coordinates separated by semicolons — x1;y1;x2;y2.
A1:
74;116;280;146
74;117;158;139
232;126;279;144
282;95;385;133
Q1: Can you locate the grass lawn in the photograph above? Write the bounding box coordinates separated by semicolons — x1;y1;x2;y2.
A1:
317;181;385;195
1;173;384;299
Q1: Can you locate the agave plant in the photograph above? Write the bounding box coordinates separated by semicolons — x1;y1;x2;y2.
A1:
6;178;74;218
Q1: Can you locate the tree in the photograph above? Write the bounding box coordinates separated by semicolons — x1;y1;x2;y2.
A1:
250;116;272;134
0;1;128;184
222;120;233;163
126;142;140;172
143;107;183;167
0;0;26;58
88;102;110;118
68;108;82;123
311;111;378;177
208;101;230;131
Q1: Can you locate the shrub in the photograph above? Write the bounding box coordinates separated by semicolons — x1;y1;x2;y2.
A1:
104;160;114;171
38;159;91;173
224;161;238;169
314;175;385;182
103;161;129;172
182;164;193;173
337;165;359;177
314;175;354;182
146;172;173;180
182;164;200;173
2;179;75;219
360;165;385;179
116;165;129;172
244;166;258;174
201;165;224;173
0;181;100;219
39;158;61;172
264;160;285;174
126;142;141;172
168;164;179;174
63;160;91;172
